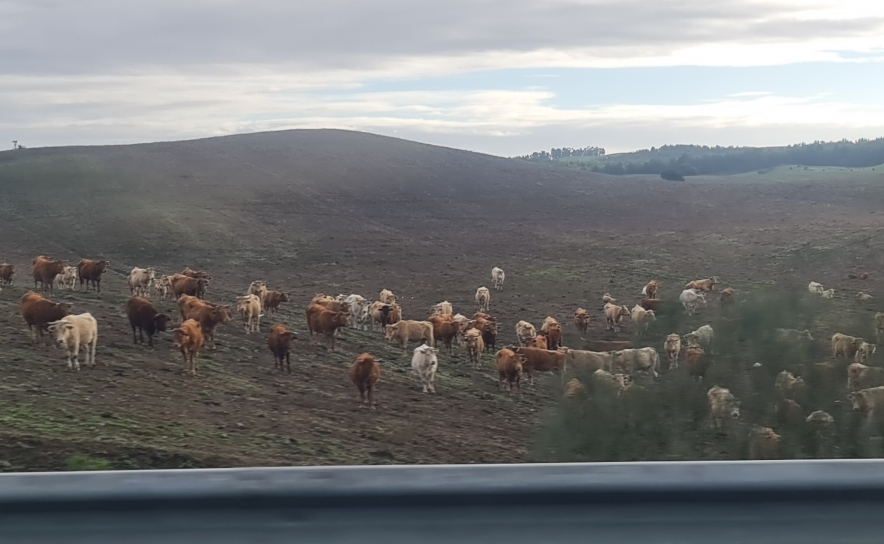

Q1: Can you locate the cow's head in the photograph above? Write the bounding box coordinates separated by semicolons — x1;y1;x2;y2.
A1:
154;313;170;332
46;320;74;346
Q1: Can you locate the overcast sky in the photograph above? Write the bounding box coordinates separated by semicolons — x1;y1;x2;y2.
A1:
2;0;884;155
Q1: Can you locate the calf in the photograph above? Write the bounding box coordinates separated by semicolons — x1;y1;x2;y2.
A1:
263;291;289;314
630;305;656;335
475;286;491;312
0;263;13;285
601;293;616;304
492;267;505;291
56;266;77;290
47;313;98;371
411;344;439;393
611;347;660;379
573;309;590;337
496;348;523;392
32;256;67;293
808;281;824;295
173;319;205;376
821;289;835;299
832;333;865;360
77;259;110;293
267;324;297;373
707;385;740;434
603;303;630;332
349;353;380;408
664;334;681;369
464;328;485;368
248;281;269;311
127;267;156;297
126;296;170;348
236;294;262;333
428;314;458;353
20;291;71;341
154;276;173;299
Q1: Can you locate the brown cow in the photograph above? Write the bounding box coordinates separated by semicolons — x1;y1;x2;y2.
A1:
513;346;565;385
0;264;14;285
267;324;298;373
77;259;110;293
177;295;233;349
748;426;781;460
181;267;211;280
642;280;659;299
170;274;209;299
775;398;805;427
586;340;633;352
126;296;170;348
428;314;459;353
349;353;381;408
307;307;349;351
262;291;289;314
540;324;563;351
20;291;72;341
32;256;66;293
640;298;664;312
173;319;204;375
685;345;709;382
573;309;590;337
525;335;548;350
720;287;736;307
496;348;523;393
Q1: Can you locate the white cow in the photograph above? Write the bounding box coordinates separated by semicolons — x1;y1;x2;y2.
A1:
630;305;656;334
808;281;824;295
431;300;453;316
411;344;439;393
492;267;506;291
56;266;78;291
344;294;371;330
475;286;491;312
679;289;707;316
821;289;835;299
685;325;715;351
47;313;99;371
515;320;537;345
611;347;660;378
154;276;173;299
127;267;156;297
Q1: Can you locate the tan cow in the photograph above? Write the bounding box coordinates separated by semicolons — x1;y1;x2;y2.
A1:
848;386;884;419
601;293;616;304
642;280;658;299
603;303;630;332
492;267;506;291
685;276;719;292
47;313;98;371
431;301;453;316
832;333;866;361
385;320;434;353
379;289;396;304
464;328;485;369
707;385;740;433
664;334;681;369
248;281;269;311
857;292;873;302
515;320;537;345
748;426;781;460
775;370;806;400
475;286;491;312
611;348;660;378
173;319;204;376
630;305;656;334
236;294;262;333
848;363;884;391
573;309;590;337
559;347;614;377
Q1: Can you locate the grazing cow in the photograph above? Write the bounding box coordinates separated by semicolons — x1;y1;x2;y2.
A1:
525;335;548;349
31;256;67;293
350;353;380;408
386;320;434;353
821;288;835;299
563;378;585;399
776;328;814;343
267;324;297;374
664;334;681;370
306;307;349;351
513;347;565;385
587;340;633;352
848;363;884;391
603;303;630;332
182;267;211;280
236;294;262;334
601;293;616;304
0;263;14;285
496;348;523;392
127;267;156;297
775;398;805;427
154;276;173;299
464;328;485;368
178;295;233;349
707;386;740;433
492;267;505;291
685;325;715;352
685;276;719;292
263;291;289;314
475;286;491;312
428;315;459;353
56;266;78;290
775;370;806;400
642;280;658;299
832;333;866;360
685;345;708;381
126;296;170;348
173;319;204;376
591;369;633;393
858;292;874;302
47;313;98;371
611;348;660;379
630;305;656;335
808;281;824;295
430;301;453;316
411;344;439;393
20;291;71;341
515;320;537;345
77;259;110;293
170;274;209;299
559;347;614;376
640;298;664;312
379;289;396;304
679;289;707;316
573;309;590;337
748;426;781;460
848;386;884;419
719;287;736;307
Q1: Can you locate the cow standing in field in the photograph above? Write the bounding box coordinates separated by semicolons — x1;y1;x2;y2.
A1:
379;289;396;304
305;304;349;351
56;266;77;290
263;291;289;314
0;264;14;285
475;286;491;312
154;276;173;299
492;267;505;291
642;280;658;299
513;347;565;385
173;319;205;376
679;289;707;316
664;334;681;369
236;294;262;334
47;313;98;371
464;328;485;368
248;281;268;311
20;291;71;341
685;345;708;381
573;309;590;337
685;276;719;292
170;274;209;299
832;333;867;362
848;386;884;420
350;353;380;408
685;325;715;352
182;267;211;280
267;324;297;373
559;347;613;377
603;303;630;332
178;295;233;349
126;296;170;348
430;301;453;316
32;256;67;293
428;314;458;353
412;344;439;393
496;348;523;393
128;267;156;297
848;363;884;391
630;305;656;335
708;386;741;434
385;320;434;353
515;320;537;346
611;348;660;379
77;259;110;293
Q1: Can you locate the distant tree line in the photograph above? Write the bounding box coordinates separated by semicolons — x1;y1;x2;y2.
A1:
517;146;605;162
517;138;884;176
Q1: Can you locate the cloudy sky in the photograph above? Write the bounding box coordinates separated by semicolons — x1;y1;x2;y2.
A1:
2;0;884;155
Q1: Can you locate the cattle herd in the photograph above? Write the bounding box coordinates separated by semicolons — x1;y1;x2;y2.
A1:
1;255;883;460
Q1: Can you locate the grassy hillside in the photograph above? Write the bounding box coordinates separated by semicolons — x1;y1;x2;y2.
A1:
0;131;882;470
